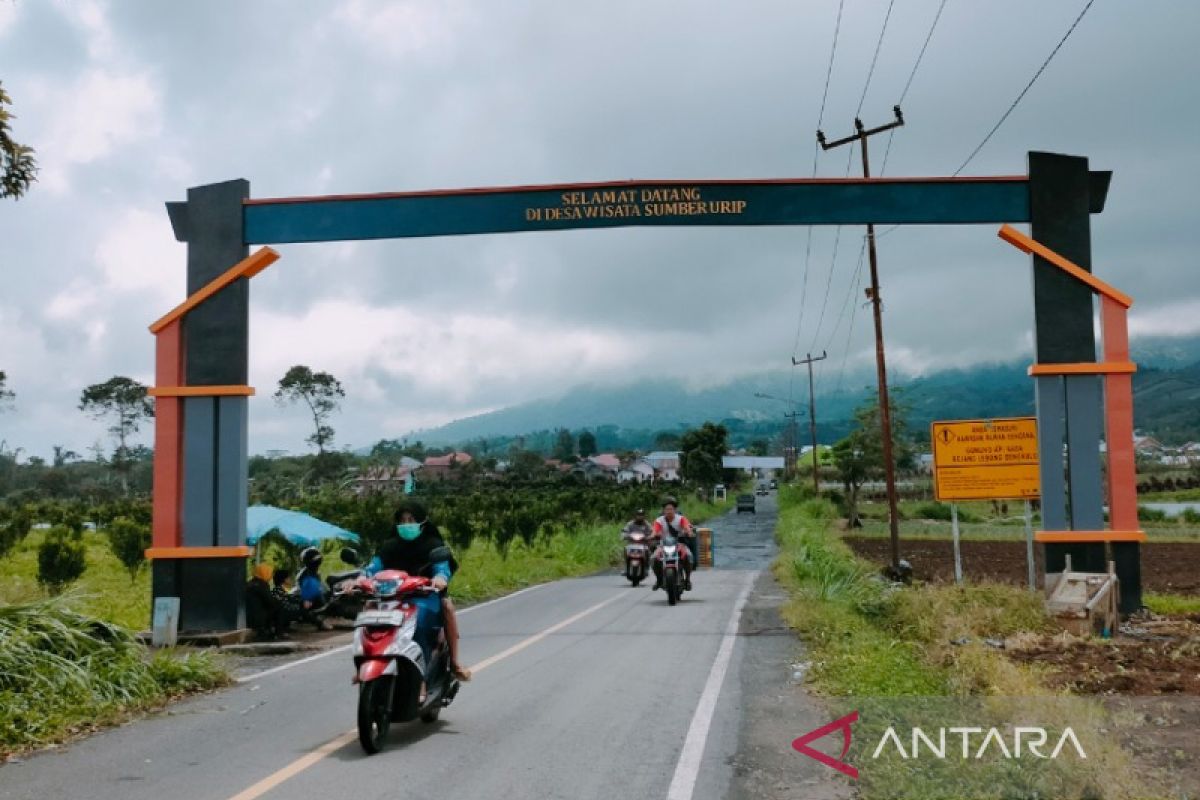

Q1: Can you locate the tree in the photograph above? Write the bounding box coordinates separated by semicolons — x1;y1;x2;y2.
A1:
0;370;13;412
1;82;37;200
832;397;913;527
107;517;151;580
653;431;682;451
274;365;345;454
552;428;574;461
747;438;770;457
79;376;154;495
578;431;597;458
37;527;86;594
680;422;729;488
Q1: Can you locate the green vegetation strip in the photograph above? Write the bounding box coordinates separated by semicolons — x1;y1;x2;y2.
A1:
772;486;1145;800
0;596;227;757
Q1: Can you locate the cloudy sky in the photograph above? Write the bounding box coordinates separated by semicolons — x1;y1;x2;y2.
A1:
0;0;1196;458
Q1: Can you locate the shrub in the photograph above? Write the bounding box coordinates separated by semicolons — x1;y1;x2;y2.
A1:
106;517;150;580
1138;505;1168;522
37;527;87;593
1179;507;1200;525
0;507;33;559
913;501;979;523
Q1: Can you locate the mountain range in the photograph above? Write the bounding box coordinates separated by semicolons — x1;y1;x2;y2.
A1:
406;335;1200;449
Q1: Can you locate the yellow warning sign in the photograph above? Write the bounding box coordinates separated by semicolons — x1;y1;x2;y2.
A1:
931;417;1040;501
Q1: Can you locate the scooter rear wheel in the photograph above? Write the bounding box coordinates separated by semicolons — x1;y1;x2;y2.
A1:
357;677;392;754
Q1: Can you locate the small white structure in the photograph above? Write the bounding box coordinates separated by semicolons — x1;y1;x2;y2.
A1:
618;460;656;484
722;455;784;476
645;451;682;482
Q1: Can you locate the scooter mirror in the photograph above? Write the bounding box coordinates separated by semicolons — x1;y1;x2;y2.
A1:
340;547;361;566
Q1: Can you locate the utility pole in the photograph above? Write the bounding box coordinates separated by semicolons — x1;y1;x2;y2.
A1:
792;351;827;496
753;392;803;480
784;410;801;478
817;106;905;573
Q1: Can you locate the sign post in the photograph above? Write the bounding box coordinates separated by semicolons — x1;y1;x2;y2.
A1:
1024;500;1036;589
932;417;1041;587
951;503;963;585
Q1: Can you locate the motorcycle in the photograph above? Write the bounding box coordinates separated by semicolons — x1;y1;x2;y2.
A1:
623;532;650;587
657;534;688;606
350;546;461;754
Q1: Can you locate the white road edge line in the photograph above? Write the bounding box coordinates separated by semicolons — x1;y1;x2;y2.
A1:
235;581;551;683
666;570;757;800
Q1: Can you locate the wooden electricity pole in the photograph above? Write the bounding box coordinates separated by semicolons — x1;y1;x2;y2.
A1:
792;351;827;495
817;106;905;573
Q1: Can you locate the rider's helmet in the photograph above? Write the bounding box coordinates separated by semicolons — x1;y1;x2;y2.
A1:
299;546;323;572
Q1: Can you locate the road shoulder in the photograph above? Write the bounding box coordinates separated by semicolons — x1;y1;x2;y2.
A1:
726;570;852;800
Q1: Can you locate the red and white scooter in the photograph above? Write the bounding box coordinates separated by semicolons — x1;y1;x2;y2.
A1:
351;555;461;754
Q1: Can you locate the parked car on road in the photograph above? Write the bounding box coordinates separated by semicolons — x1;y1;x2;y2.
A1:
736;494;756;513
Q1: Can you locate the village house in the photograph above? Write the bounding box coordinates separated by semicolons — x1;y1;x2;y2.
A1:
644;451;682;482
422;451;473;481
617;459;656;484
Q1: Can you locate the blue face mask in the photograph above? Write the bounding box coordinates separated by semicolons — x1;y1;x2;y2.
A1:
396;522;422;541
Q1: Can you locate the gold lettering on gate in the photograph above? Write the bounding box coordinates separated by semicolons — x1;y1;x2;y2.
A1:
524;186;747;224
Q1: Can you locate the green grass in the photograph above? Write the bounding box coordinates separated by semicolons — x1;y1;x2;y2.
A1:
1144;592;1200;615
0;596;227;756
846;499;1200;543
772;485;1144;799
0;528;151;630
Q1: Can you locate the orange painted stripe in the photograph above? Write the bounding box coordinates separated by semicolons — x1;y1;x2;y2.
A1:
998;225;1133;308
1035;531;1146;543
1027;361;1136;376
1101;296;1139;533
148;385;256;397
149;247;280;333
151;321;184;549
146;546;253;560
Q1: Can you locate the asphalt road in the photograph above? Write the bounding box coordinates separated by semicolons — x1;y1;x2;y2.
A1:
2;492;845;800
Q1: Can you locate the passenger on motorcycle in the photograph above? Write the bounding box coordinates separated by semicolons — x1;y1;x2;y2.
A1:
651;498;695;591
370;501;472;682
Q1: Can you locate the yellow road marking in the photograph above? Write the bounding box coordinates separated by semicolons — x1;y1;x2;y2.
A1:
226;592;626;800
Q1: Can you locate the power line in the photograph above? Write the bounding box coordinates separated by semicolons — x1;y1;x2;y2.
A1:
790;0;848;392
899;0;950;105
857;0;897;116
953;0;1098;176
836;240;869;393
880;0;951;176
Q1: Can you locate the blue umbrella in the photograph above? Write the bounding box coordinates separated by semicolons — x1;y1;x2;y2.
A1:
246;505;360;547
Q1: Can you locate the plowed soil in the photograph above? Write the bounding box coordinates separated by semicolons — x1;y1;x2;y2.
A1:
844;537;1200;594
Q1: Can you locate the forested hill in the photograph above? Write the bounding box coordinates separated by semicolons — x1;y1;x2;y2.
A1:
407;336;1200;447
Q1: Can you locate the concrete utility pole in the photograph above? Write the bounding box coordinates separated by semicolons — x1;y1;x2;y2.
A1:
817;106;905;573
792;351;827;496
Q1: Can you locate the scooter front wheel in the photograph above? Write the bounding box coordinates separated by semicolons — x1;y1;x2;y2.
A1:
357;677;392;754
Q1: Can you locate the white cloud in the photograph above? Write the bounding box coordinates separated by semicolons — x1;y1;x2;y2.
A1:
329;0;473;61
1129;299;1200;339
93;207;184;304
37;68;162;192
0;1;19;39
250;299;631;405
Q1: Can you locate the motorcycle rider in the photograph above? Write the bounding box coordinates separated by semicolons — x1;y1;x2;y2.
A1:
621;508;653;540
651;497;695;591
372;501;472;682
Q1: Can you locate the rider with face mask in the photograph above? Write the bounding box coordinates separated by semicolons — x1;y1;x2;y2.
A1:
370;501;471;682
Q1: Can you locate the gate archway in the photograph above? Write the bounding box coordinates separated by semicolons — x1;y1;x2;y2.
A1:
147;151;1138;632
